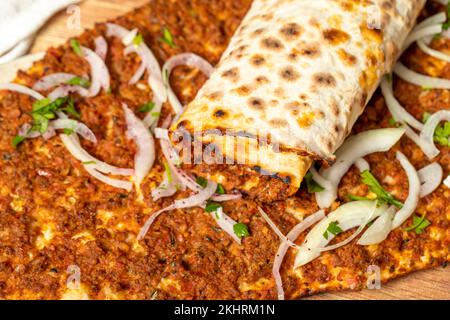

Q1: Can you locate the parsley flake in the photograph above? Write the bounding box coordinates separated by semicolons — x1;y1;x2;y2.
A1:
67;76;90;88
196;176;208;188
161;27;176;48
70;39;83;56
404;215;431;234
138;101;155;113
12;135;25;148
304;171;325;193
205;201;222;213
216;183;225;195
360;170;403;208
323;221;343;240
233;223;249;240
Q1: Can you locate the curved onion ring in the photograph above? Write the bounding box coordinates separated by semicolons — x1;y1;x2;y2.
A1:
174;180;217;209
33;73;80;91
418;163;443;197
48;85;89;101
211;206;242;244
152;168;178;201
391;151;421;229
354;158;370;172
82;45;111;96
137;204;175;240
84;164;132;191
403;125;436;159
94;36;108;61
258;207;300;249
210;194;242;202
402;24;443;51
50;119;97;143
444;175;450;188
162;53;214;114
0;83;45;100
273;210;325;300
294;201;387;268
420;110;450;159
357;206;395;245
394;62;450;89
417;39;450;64
316;128;405;209
122;103;155;186
414;12;447;31
18;123;41;139
380;77;424;131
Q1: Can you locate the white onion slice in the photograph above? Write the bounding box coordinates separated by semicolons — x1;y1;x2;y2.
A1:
94;36;108;61
309;166;333;190
394;62;450;89
50;119;97;143
122;103;155;186
258;207;299;249
294;201;387;268
210;194;242;202
154;127;169;140
418;162;443;197
354;158;370;172
420;110;450;159
137;204;176;240
414;12;447;31
106;23;130;39
273;210;325;300
84;165;132;191
33;73;79;91
0;83;45;100
357;206;396;245
391;151;421;229
162;53;214;115
402;24;443;51
404;125;437;159
417;39;450;63
444;175;450;188
316;128;405;208
380;77;424;131
173;180;217;209
48;85;89;101
122;28;138;46
82;46;110;96
211;206;241;244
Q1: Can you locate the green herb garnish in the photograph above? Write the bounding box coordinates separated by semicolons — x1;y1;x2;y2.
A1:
216;183;225;195
12;135;26;148
423;112;450;147
360;170;403;208
347;194;373;202
323;221;343;240
82;161;96;165
442;2;450;30
233;223;249;240
196;176;208;188
67;76;90;88
388;117;399;126
161;27;176;48
404;215;431;234
151;112;161;118
63;128;74;135
304;171;325;193
30;97;68;133
205;201;222;213
70;39;83;56
163;161;172;184
133;33;144;47
138;101;155;113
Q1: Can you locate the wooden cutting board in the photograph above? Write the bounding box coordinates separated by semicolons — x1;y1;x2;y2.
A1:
3;0;449;300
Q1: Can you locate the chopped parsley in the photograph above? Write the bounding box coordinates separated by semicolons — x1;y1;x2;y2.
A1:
304;171;325;193
347;194;373;202
359;170;403;208
205;201;222;213
70;39;83;56
138;101;155;113
151;112;161;118
423;112;450;147
63;128;74;135
67;76;90;88
233;223;249;240
196;176;208;188
442;2;450;30
404;215;431;234
216;183;225;195
323;221;343;240
388;117;400;127
82;161;96;165
133;33;144;47
161;27;176;48
163;161;172;184
12;135;26;148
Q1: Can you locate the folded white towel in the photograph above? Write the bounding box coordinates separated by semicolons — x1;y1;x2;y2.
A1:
0;0;80;63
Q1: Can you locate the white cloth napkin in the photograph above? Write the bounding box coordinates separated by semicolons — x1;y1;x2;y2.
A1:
0;0;80;63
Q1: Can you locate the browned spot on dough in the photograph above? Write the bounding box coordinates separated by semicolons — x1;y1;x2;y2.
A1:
312;73;336;87
279;66;300;81
252;28;265;36
296;42;321;59
280;23;303;40
323;28;350;45
269;118;288;128
261;37;284;50
234;85;252;96
360;24;382;44
382;1;393;10
221;67;239;82
255;76;269;85
330;101;339;117
205;91;224;100
248;97;266;110
213;109;227;118
297;112;315;128
250;54;266;67
337;48;357;66
274;87;286;99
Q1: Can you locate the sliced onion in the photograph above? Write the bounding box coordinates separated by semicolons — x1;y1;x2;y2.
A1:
18;123;40;138
420;110;450;159
106;23;130;39
380;77;424;131
137;204;175;240
152;168;178;201
391;151;421;229
418;162;443;197
258;207;299;249
294;201;387;268
94;36;108;61
0;83;45;100
42;128;56;140
354;158;370;172
122;103;155;186
129;60;147;85
210;194;242;202
357;206;396;245
444;175;450;188
142;95;164;128
162;53;214;115
211;206;241;244
316;128;405;208
59;133;134;176
82;46;110;96
394;62;450;89
83;165;132;191
154;127;169;140
417;39;450;63
121;28;138;46
50;119;97;143
33;73;79;91
173;180;217;209
402;24;443;51
414;12;447;31
48;85;89;101
273;210;325;300
309;166;333;190
404;125;436;159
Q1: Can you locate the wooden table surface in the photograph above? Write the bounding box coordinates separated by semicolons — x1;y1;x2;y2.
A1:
18;0;450;300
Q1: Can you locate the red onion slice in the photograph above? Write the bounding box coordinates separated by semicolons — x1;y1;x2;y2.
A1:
83;165;133;191
273;210;325;300
137;204;175;240
82;46;110;96
391;151;421;229
211;206;241;244
210;194;242;202
0;83;45;100
33;73;79;91
122;103;155;186
48;85;90;101
94;36;108;61
151;169;178;201
50;119;97;143
106;23;130;39
173;180;217;209
420;110;450;159
258;207;300;249
418;163;443;197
